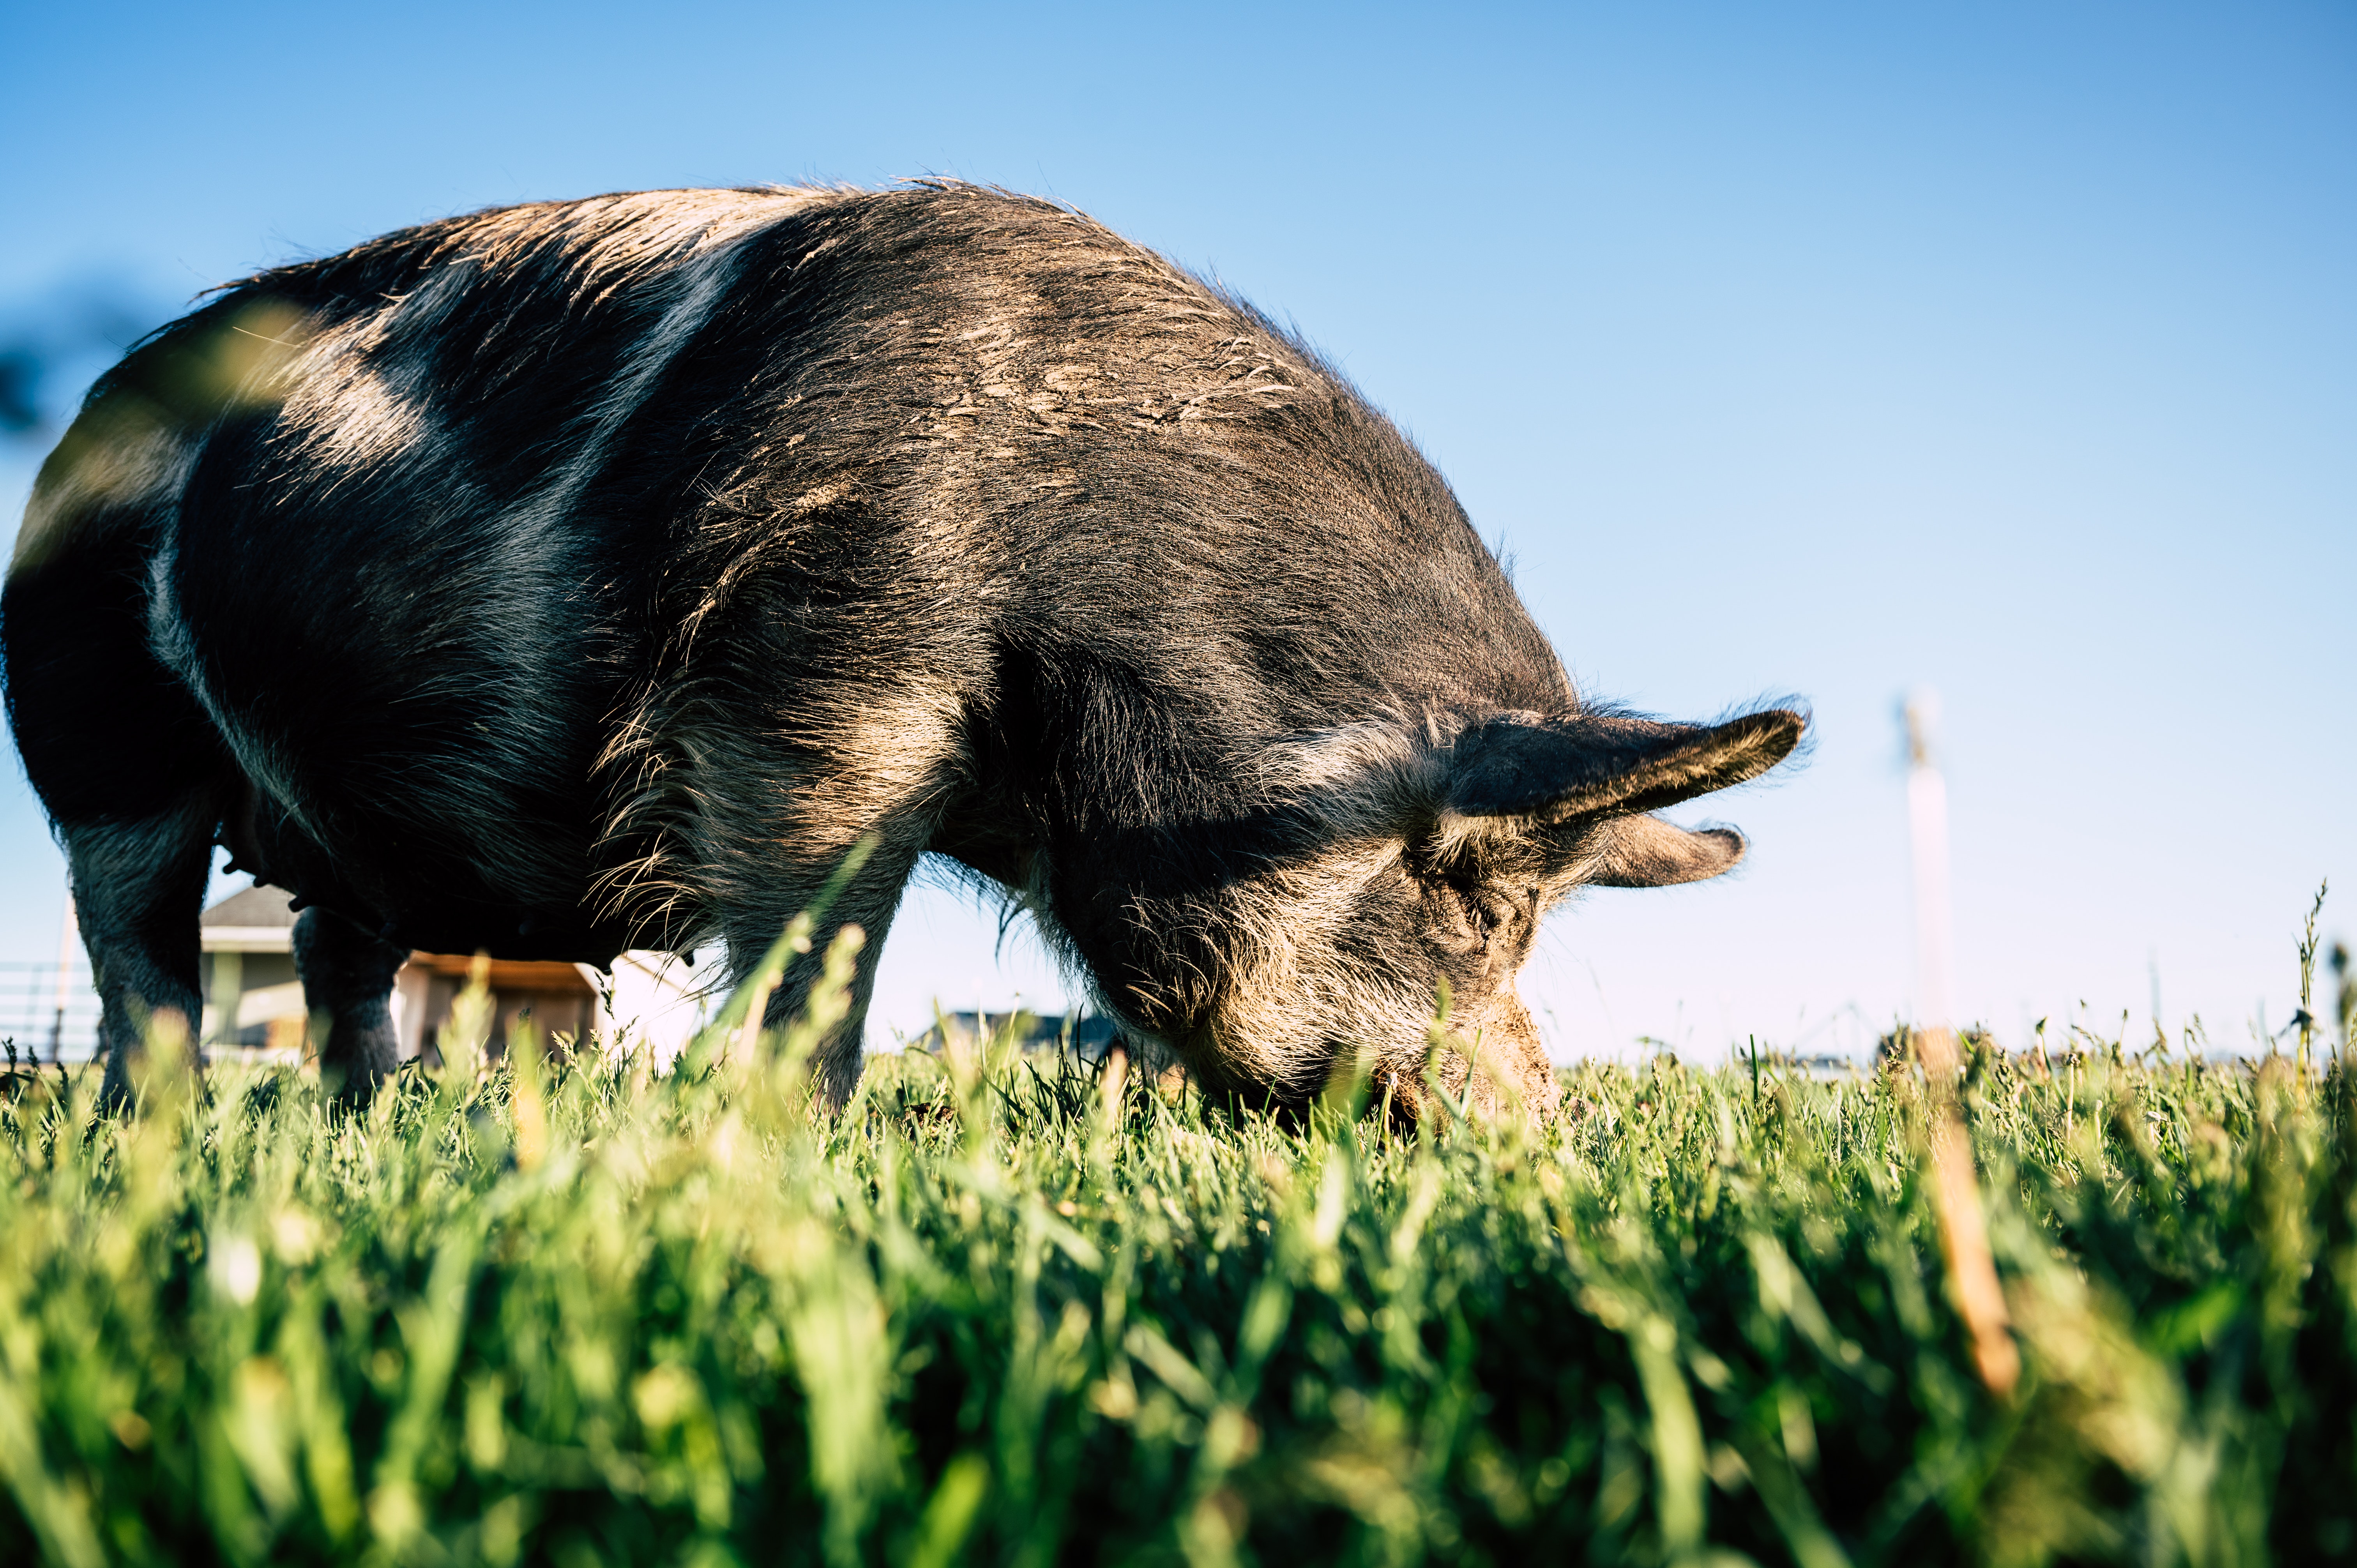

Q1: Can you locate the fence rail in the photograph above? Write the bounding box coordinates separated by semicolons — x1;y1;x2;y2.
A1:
0;962;101;1063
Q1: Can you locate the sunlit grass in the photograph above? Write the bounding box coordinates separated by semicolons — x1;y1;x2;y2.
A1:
2;948;2353;1565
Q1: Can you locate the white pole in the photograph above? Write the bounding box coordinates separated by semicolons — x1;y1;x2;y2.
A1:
49;888;78;1063
1905;694;1956;1052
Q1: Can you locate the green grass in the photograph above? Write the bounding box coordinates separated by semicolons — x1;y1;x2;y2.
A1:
3;950;2355;1566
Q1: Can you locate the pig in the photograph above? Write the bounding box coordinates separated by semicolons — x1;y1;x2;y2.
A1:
1;183;1803;1114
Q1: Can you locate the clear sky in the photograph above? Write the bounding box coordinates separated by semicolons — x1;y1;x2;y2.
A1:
2;1;2350;1060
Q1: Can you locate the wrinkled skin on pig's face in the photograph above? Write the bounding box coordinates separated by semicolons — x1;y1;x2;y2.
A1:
1074;706;1805;1120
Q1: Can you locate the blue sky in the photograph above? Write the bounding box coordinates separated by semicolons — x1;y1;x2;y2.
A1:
3;1;2350;1058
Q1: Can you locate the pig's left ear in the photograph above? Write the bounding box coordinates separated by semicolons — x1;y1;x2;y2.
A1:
1585;813;1748;887
1447;706;1805;823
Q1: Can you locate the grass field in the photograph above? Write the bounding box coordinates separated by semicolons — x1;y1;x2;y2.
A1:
2;929;2353;1567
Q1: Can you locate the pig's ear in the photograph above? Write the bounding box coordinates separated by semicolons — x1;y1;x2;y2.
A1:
1447;707;1804;821
1587;814;1747;886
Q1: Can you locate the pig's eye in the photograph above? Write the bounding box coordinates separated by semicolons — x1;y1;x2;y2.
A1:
1440;878;1512;937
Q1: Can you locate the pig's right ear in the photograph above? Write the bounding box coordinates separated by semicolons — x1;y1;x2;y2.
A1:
1446;707;1805;822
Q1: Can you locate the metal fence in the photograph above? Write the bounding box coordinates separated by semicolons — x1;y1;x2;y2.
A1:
0;962;100;1063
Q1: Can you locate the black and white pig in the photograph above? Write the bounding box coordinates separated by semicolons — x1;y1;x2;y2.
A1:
2;183;1803;1114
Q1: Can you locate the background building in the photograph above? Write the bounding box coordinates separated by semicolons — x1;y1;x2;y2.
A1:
198;884;708;1065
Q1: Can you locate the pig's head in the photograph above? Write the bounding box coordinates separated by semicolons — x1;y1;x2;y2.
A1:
1072;704;1804;1119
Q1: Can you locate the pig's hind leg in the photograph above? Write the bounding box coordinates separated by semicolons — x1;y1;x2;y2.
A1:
55;809;219;1105
3;521;234;1106
292;908;410;1098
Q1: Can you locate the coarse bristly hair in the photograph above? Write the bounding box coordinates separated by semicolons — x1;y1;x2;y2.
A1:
2;181;1806;1112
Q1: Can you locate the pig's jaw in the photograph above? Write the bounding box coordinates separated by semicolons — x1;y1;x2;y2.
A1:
1414;992;1562;1121
1075;840;1565;1121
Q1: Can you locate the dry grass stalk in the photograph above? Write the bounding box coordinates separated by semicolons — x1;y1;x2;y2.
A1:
1916;1023;2020;1396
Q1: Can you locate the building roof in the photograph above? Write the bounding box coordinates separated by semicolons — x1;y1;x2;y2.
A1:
201;883;297;953
202;883;297;927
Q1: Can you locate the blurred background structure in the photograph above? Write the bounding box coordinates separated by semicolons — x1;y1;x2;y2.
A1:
189;886;705;1068
2;1;2349;1062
